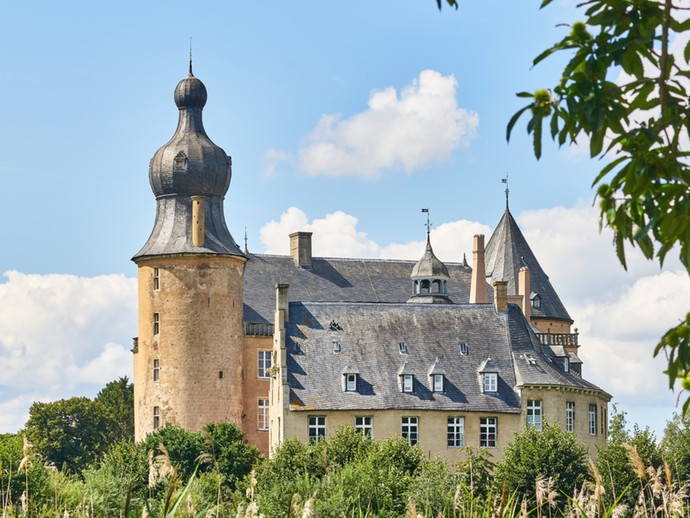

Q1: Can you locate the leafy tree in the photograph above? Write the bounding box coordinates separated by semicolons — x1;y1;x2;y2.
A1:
143;424;204;481
494;421;588;511
504;0;690;410
661;413;690;481
25;397;111;473
596;408;661;510
200;421;260;491
94;376;134;442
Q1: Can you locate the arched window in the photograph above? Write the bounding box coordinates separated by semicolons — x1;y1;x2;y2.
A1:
420;280;430;294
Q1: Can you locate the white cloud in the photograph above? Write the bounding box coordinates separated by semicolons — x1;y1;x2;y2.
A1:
298;70;479;179
263;148;291;177
259;207;490;263
0;271;137;433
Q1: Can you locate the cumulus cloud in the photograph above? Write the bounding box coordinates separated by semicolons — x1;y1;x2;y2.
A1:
0;271;136;433
259;207;490;262
263;148;291;177
299;70;479;179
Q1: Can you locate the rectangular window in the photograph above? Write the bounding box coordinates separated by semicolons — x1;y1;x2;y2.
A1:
153;313;160;336
589;404;597;436
153;406;160;430
258;350;272;379
433;374;444;392
355;416;373;438
308;415;326;441
480;417;497;448
153;267;160;290
258;399;269;431
153;359;160;381
563;356;570;372
402;374;414;393
483;372;497;393
566;402;575;433
527;400;542;431
401;416;418;445
345;373;357;392
447;416;464;448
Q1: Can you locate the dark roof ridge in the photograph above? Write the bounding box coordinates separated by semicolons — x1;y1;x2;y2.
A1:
248;252;471;268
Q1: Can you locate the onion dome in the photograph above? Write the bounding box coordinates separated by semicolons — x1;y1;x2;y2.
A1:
408;233;452;304
148;71;231;199
133;68;243;260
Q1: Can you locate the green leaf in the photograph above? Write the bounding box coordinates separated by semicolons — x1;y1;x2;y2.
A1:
614;232;628;270
592;156;627;186
533;113;543;159
506;105;532;142
589;127;605;157
684;39;690;65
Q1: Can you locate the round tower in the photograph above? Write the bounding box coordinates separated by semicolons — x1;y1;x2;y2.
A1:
132;66;246;441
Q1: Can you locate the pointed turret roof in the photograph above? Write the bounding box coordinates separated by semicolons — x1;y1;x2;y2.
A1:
484;209;572;323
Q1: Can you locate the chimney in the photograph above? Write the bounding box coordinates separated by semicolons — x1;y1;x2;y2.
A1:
289;232;313;268
469;234;488;304
191;196;206;247
275;283;289;324
493;280;508;312
518;266;531;320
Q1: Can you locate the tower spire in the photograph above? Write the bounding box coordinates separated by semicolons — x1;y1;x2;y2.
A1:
189;37;193;76
421;208;431;237
502;173;509;210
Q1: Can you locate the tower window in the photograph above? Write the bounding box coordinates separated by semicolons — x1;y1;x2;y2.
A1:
153;359;160;381
258;350;272;379
153;313;160;336
153;406;160;430
566;402;575;433
173;151;188;171
218;371;224;379
258;399;269;431
153;267;160;290
589;404;597;436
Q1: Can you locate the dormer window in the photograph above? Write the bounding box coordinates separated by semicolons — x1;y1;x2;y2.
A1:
402;374;414;393
459;342;469;355
173;151;188;171
531;293;542;309
483;372;498;393
398;342;408;354
345;373;357;392
433;374;444;392
563;356;570;372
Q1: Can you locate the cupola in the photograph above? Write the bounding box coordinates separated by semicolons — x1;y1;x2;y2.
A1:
408;232;452;304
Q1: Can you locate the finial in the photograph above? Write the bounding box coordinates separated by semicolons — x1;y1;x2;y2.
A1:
244;226;249;254
189;37;193;76
421;208;431;236
502;173;509;210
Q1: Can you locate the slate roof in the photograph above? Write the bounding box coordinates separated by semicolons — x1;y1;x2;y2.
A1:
283;302;607;413
484;209;572;323
242;254;473;324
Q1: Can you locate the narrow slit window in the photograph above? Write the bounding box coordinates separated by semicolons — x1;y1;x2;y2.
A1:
153;313;160;336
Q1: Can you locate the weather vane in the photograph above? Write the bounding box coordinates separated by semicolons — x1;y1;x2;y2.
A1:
421;208;431;234
502;173;509;210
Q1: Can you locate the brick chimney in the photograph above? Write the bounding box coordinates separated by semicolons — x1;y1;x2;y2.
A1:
518;266;531;320
289;232;313;268
470;234;488;304
493;280;508;312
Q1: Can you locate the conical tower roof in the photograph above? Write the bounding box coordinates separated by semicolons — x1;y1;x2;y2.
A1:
484;209;572;323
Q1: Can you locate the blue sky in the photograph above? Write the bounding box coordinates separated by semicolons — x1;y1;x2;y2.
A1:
0;1;687;438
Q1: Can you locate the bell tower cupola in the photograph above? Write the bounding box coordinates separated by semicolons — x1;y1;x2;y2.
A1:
408;210;452;304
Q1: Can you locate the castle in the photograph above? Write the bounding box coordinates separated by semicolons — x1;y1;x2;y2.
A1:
132;68;611;460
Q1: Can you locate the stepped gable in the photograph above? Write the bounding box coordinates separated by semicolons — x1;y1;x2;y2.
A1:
484;208;572;323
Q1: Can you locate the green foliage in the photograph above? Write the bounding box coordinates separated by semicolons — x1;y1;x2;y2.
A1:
25;397;112;473
0;433;51;514
661;413;690;482
494;421;588;511
507;0;690;408
144;424;205;482
200;421;260;491
95;376;134;443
